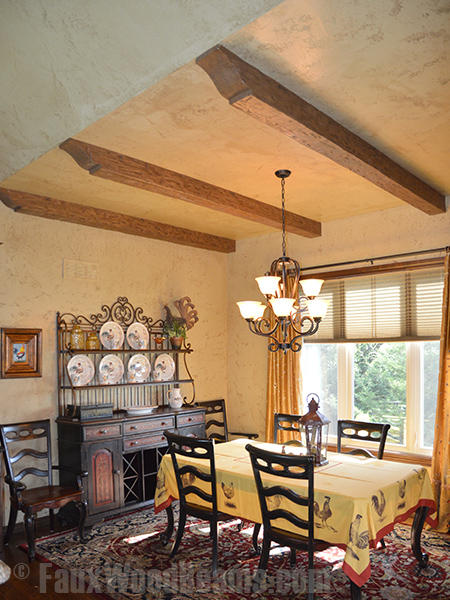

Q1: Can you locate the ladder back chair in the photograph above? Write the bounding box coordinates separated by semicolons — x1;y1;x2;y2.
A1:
246;443;329;599
197;399;258;443
164;429;237;576
337;420;391;460
0;419;87;561
273;412;304;445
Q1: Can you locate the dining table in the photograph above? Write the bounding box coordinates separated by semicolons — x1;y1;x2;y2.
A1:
154;438;437;600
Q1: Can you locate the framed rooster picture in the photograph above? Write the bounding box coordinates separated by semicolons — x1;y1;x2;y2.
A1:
1;328;42;378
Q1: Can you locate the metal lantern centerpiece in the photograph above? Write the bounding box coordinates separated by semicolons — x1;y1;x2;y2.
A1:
236;170;328;354
299;393;330;466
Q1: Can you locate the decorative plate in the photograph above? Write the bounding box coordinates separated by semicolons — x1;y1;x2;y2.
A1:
123;406;158;416
98;354;124;385
99;321;124;350
153;353;175;381
127;354;151;383
126;322;149;350
67;355;95;387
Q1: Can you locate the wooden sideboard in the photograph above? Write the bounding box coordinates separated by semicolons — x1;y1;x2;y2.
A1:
56;405;205;524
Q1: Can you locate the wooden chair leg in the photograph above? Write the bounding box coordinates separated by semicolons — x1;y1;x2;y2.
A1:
252;523;261;553
290;547;296;567
170;511;186;558
24;510;36;562
252;537;271;592
49;508;55;532
4;503;18;545
210;521;219;577
77;500;87;542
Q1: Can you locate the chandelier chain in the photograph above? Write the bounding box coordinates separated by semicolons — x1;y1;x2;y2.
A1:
281;176;286;257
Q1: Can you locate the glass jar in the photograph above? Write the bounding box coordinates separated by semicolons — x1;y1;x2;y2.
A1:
86;331;101;350
69;323;85;350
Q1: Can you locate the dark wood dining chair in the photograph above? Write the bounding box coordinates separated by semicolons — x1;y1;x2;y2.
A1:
273;412;304;445
246;443;329;599
164;429;237;576
197;399;258;443
0;419;87;562
337;420;391;460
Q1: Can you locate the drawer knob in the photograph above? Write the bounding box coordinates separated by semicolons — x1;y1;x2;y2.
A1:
131;425;137;430
131;441;138;446
100;429;107;434
161;421;166;426
188;417;192;422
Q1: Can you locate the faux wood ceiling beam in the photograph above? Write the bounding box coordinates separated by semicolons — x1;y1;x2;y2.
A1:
0;188;235;253
196;45;446;216
60;138;321;239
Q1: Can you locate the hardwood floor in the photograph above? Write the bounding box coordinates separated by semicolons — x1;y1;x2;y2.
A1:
0;517;99;599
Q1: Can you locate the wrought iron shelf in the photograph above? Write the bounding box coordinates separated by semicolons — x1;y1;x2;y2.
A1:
60;378;194;391
57;296;196;415
61;348;193;355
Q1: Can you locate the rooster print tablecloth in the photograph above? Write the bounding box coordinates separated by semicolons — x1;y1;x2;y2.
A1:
155;438;437;587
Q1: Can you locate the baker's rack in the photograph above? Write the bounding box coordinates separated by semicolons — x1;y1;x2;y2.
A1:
57;296;195;417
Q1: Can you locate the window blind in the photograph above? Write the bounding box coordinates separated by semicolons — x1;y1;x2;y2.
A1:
305;266;444;343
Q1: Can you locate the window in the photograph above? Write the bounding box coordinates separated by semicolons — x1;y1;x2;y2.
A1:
301;341;440;454
300;262;444;455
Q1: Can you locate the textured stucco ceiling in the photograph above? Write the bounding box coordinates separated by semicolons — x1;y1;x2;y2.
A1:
1;0;449;243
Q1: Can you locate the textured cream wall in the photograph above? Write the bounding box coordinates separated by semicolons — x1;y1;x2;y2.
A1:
226;204;450;440
0;204;228;425
1;0;282;181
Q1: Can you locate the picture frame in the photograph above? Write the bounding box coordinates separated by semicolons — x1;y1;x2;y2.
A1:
1;328;42;378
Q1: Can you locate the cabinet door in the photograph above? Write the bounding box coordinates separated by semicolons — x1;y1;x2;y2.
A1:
85;440;122;515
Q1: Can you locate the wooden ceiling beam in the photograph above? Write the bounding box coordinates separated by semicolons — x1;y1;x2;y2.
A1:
0;188;235;253
60;138;321;239
196;45;446;216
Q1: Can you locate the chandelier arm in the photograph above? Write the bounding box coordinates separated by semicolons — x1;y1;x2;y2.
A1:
268;336;283;353
289;315;320;337
247;317;280;338
288;334;303;352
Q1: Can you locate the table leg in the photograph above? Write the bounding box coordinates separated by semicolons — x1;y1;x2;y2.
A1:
350;579;361;600
411;505;429;567
160;504;174;545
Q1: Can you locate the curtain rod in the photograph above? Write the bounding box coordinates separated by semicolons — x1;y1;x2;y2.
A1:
301;246;449;273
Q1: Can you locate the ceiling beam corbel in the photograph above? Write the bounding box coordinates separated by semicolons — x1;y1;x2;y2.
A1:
0;188;236;253
196;45;446;216
60;138;321;239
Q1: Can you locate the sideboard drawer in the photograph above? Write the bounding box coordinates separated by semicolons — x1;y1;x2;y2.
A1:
123;433;168;451
123;416;175;436
84;424;122;441
177;413;205;428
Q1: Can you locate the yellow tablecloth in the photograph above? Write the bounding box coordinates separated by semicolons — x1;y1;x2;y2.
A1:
155;439;437;586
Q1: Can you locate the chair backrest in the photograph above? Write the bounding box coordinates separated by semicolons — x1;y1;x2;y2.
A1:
337;419;391;459
197;399;229;443
0;419;53;487
246;443;315;544
273;412;302;444
164;429;218;513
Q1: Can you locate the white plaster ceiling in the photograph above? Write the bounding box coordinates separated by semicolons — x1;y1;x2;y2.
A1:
1;0;449;243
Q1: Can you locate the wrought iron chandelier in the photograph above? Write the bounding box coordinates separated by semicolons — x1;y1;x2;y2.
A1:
237;170;328;354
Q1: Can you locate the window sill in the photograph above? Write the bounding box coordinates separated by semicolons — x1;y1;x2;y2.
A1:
328;443;431;467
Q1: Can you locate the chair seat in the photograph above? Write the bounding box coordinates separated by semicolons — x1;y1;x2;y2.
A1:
271;526;330;551
186;501;234;522
20;485;81;507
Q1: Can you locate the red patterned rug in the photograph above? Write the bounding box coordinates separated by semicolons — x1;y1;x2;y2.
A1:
22;507;450;599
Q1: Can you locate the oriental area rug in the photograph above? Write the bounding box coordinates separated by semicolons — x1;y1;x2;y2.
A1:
22;507;450;600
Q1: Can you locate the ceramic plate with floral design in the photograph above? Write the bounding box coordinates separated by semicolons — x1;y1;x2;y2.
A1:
153;354;175;381
127;354;151;383
99;322;124;350
67;355;95;387
126;323;149;350
98;354;124;385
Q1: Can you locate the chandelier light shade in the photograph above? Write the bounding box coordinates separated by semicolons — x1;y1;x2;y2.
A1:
237;169;328;353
